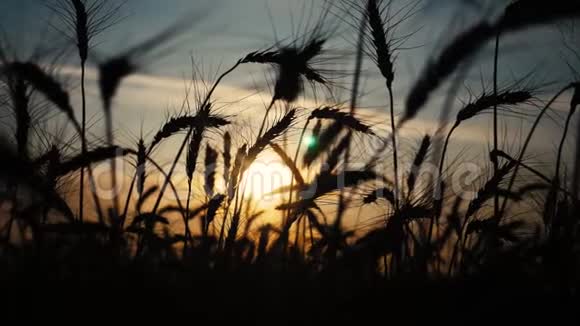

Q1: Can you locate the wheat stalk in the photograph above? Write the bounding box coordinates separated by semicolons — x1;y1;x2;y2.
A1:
204;145;218;198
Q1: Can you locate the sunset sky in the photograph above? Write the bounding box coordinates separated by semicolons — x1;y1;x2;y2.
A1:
1;0;578;166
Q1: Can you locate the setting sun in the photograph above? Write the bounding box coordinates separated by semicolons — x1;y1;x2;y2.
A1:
239;156;293;202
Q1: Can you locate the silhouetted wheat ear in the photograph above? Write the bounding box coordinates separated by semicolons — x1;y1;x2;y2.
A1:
367;0;394;88
150;111;229;151
466;160;517;218
0;141;75;219
98;14;193;113
50;0;124;64
228;144;247;199
309;107;374;135
204;145;218;197
225;210;241;249
245;109;296;169
273;53;303;103
326;133;351;172
55;146;130;177
223;131;232;185
5;62;80;132
241;49;280;64
242;38;328;103
404;1;580;124
99;56;135;111
440;90;532;187
71;0;88;63
295;39;327;84
456;91;532;123
186;128;204;182
136;138;146;196
407;135;431;194
500;0;580;32
204;194;225;230
300;38;325;61
403;22;494;124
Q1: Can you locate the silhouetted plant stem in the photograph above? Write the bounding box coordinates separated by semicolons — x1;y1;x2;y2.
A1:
151;60;242;215
573;122;580;204
555;100;577;187
285;119;310;234
220;158;243;251
104;110;120;221
119;153;185;229
492;31;500;223
388;89;404;276
495;150;570;194
427;120;460;262
333;4;366;257
448;216;471;276
257;99;276;140
121;173;138;222
79;62;86;223
183;182;193;255
78;62;106;224
222;182;243;254
501;84;574;216
217;195;234;250
83;109;105;223
280;118;316;252
549;104;575;228
77;62;105;225
217;210;227;249
438;122;459;184
571;84;580;208
387;86;400;213
121;146;156;226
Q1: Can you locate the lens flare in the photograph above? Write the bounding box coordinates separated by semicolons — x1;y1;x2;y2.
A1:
304;135;317;148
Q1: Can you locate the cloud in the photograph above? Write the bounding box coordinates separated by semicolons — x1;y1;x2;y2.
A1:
56;64;505;148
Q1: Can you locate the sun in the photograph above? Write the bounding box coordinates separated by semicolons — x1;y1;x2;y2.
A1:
239;154;293;203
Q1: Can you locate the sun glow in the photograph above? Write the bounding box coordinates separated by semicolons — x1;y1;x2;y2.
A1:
239;156;293;203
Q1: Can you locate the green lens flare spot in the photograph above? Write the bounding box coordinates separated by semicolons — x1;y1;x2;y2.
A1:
304;135;317;148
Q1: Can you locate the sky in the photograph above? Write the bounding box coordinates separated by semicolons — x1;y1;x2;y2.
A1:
0;0;579;171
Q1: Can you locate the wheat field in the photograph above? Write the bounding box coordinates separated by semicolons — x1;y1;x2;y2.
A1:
0;0;579;323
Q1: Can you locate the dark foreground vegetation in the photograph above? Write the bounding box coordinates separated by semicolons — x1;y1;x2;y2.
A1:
1;0;580;322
